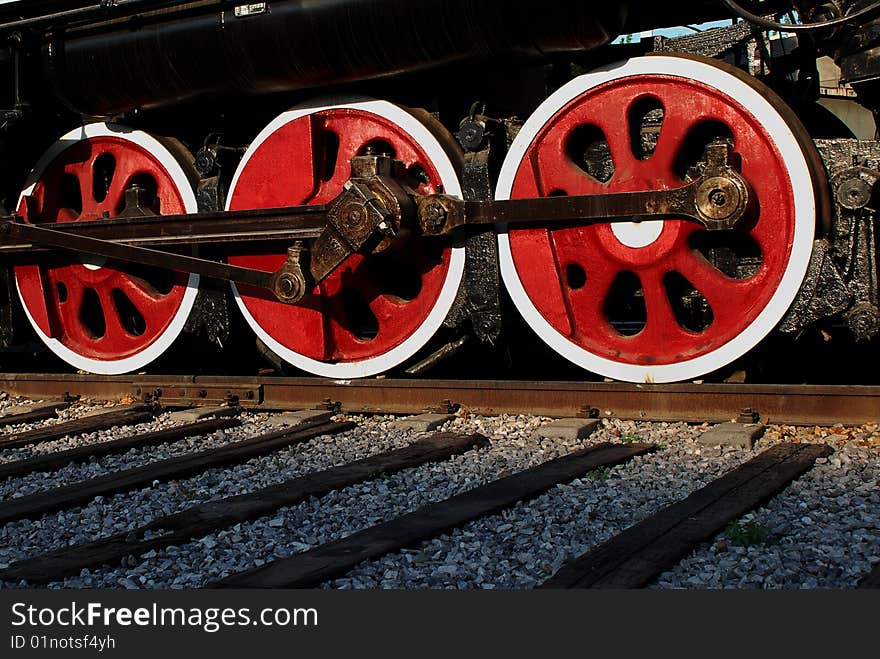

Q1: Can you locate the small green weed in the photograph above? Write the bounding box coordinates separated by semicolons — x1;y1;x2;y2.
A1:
724;520;772;547
619;432;641;443
585;467;611;482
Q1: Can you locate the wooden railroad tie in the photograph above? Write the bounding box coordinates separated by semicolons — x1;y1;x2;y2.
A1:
0;405;156;450
0;416;241;482
0;401;71;427
542;442;833;589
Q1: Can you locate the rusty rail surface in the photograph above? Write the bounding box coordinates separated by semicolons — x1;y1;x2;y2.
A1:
0;374;876;425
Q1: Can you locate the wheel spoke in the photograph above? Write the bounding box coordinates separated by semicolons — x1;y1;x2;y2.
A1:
68;160;98;218
673;251;752;321
53;273;83;311
102;156;142;213
116;274;173;318
566;256;618;334
535;142;606;195
591;113;633;171
640;269;688;344
97;286;132;341
53;279;92;345
648;104;701;178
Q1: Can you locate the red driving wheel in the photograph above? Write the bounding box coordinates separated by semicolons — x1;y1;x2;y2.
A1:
497;55;822;383
227;99;464;378
14;123;199;374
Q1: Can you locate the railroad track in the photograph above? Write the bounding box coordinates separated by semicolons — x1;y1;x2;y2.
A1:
0;395;876;589
0;373;878;425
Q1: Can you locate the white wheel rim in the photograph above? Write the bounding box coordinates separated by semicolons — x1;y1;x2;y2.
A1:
496;56;816;383
228;97;465;379
15;123;199;375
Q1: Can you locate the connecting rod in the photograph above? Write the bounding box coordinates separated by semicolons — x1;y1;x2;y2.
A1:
0;141;750;305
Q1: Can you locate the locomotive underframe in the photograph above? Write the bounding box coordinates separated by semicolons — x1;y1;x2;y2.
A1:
0;0;876;379
1;120;875;365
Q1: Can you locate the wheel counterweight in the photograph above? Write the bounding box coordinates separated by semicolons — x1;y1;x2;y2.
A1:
496;55;822;383
14;123;199;375
227;98;465;378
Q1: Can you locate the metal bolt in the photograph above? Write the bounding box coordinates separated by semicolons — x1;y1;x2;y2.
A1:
195;149;216;177
422;201;447;230
709;189;727;207
845;302;880;341
457;118;486;151
695;175;747;225
278;276;296;296
377;220;396;237
836;177;872;210
274;270;306;304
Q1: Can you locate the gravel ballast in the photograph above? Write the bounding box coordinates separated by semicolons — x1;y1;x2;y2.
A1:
0;404;875;590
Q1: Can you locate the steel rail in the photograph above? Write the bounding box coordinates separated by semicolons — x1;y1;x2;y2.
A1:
0;374;876;426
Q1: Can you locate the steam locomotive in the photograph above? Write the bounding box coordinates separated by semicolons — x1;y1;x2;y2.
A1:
0;0;876;383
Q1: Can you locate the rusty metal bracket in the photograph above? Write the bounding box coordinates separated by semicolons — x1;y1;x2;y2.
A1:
781;140;880;341
444;111;506;346
278;155;414;304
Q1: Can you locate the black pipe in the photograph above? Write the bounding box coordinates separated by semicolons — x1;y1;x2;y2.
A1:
0;1;214;31
0;0;96;23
